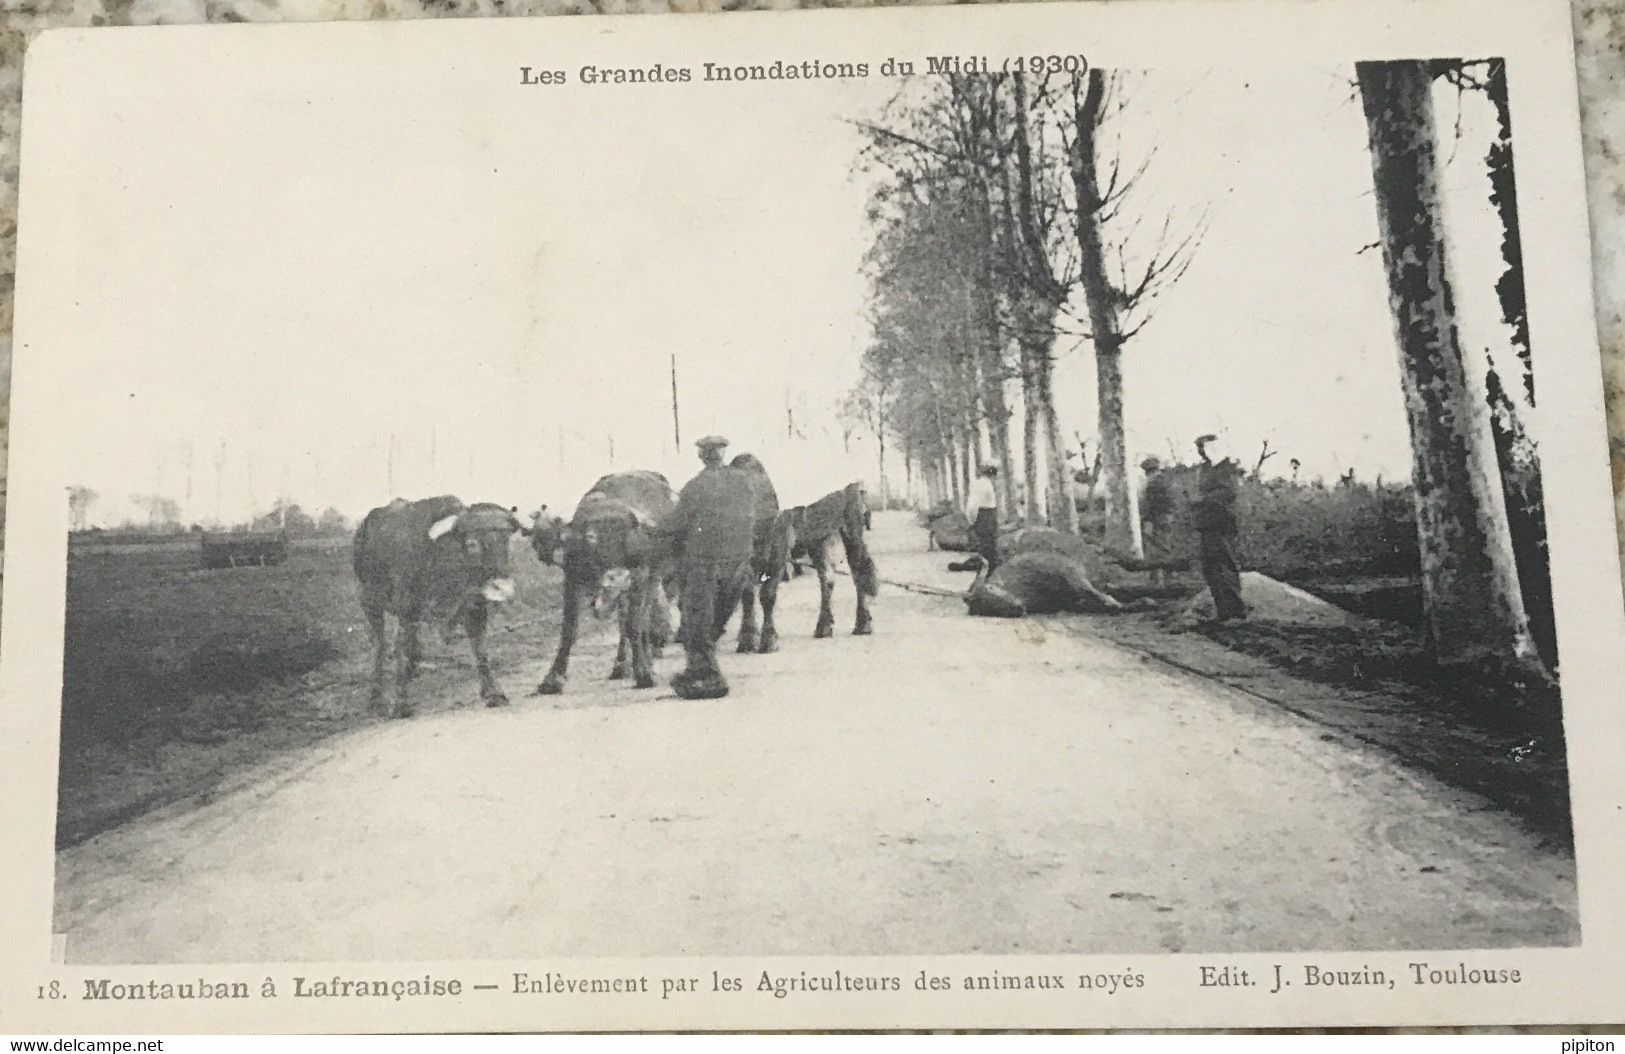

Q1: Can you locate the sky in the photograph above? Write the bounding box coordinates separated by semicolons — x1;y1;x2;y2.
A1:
35;48;1533;527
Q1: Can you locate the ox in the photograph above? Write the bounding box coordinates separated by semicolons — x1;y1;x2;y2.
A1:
782;482;877;637
353;496;527;718
964;529;1155;618
727;453;793;654
532;470;676;694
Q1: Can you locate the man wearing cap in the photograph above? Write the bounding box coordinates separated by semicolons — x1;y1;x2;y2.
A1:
1139;456;1174;586
1190;434;1248;622
655;434;757;699
966;464;1001;574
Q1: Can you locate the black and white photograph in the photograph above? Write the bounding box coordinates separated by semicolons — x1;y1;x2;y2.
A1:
3;0;1622;1031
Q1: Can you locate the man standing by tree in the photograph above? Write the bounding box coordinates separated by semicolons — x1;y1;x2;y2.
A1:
966;464;1001;574
1138;457;1174;586
1191;435;1248;623
657;434;757;700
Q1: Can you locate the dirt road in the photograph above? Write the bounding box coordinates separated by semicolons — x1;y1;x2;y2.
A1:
53;513;1577;963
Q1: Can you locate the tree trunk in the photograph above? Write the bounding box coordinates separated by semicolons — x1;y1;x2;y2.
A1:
1483;59;1533;405
959;428;973;505
1070;69;1141;558
967;197;1017;517
1357;59;1543;676
876;420;888;509
1022;344;1043;524
1036;350;1080;534
933;403;958;508
1006;73;1076;533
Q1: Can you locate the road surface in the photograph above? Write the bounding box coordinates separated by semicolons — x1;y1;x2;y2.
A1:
53;513;1577;963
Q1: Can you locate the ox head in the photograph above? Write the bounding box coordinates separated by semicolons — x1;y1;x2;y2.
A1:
427;503;527;605
537;500;660;576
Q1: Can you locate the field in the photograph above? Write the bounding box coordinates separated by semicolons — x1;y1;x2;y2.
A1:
56;537;567;847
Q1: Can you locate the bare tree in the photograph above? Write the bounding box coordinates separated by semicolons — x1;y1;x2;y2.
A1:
856;87;1022;517
856;71;1205;540
1066;69;1208;558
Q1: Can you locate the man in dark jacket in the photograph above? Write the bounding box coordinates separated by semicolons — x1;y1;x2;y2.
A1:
1190;435;1248;622
656;434;757;699
1139;456;1174;586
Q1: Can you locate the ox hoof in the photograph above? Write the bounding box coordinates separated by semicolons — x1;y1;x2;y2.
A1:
537;676;565;696
757;633;780;654
854;621;873;636
814;623;834;640
736;633;758;654
608;665;628;681
484;691;510;708
634;674;657;690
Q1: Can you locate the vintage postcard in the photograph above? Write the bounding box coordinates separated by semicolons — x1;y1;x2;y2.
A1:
3;0;1622;1032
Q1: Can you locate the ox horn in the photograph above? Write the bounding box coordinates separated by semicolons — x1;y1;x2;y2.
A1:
428;514;460;540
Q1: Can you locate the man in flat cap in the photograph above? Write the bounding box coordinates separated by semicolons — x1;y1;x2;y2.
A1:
655;434;757;698
1191;434;1248;622
1139;455;1174;587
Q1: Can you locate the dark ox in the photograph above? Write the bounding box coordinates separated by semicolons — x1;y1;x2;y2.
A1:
353;496;527;718
532;470;677;694
727;453;792;654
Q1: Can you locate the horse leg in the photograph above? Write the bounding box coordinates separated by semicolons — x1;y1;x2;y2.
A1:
757;567;781;654
465;602;508;706
736;575;759;654
539;572;582;695
843;529;875;636
758;522;791;653
813;543;835;639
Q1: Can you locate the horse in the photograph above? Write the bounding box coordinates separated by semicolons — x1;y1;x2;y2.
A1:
782;482;878;637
